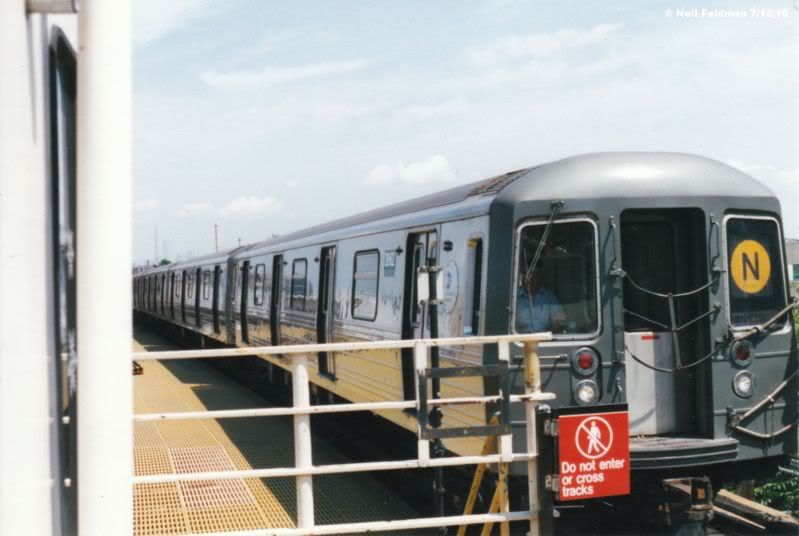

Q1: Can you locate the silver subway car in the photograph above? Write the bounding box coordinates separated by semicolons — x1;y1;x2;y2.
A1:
134;152;797;508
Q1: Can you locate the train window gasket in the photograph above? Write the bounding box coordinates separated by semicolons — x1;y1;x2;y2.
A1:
721;213;789;331
352;249;380;321
291;258;308;311
510;216;602;341
254;263;266;306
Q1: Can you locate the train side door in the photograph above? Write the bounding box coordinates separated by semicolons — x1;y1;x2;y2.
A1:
181;270;187;322
212;265;221;333
317;246;336;377
270;255;283;346
240;260;250;343
401;231;439;400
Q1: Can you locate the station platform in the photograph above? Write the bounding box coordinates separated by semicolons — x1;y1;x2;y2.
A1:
133;330;421;535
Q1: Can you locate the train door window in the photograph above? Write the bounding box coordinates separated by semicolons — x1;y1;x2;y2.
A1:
231;264;238;304
270;255;283;345
463;238;484;335
195;267;202;326
724;216;787;328
352;250;379;321
181;270;188;322
254;264;266;305
240;261;250;342
317;246;337;376
291;259;307;310
187;272;194;300
514;219;599;337
169;273;176;317
212;265;222;333
202;270;211;300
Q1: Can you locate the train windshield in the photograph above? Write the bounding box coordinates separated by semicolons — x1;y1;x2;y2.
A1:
514;219;599;337
725;216;787;328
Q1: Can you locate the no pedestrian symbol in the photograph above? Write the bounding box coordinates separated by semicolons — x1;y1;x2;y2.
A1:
575;417;613;459
558;411;629;501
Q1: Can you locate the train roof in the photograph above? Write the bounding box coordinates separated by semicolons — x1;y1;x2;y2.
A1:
495;152;776;203
147;152;777;268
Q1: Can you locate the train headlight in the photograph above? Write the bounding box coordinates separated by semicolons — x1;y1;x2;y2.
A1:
574;380;600;405
731;340;754;367
733;371;754;398
572;347;599;376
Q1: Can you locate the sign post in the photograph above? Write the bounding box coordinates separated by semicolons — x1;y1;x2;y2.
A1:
558;411;630;501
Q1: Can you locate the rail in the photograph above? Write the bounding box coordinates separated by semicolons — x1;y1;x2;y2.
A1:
132;332;554;536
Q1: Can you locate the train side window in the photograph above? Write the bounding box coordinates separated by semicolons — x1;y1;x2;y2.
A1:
202;270;211;300
352;250;379;321
463;238;483;335
291;259;307;310
724;216;787;328
254;264;266;305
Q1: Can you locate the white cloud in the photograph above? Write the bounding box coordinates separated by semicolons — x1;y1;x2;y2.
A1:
218;196;283;217
134;199;158;213
364;155;458;188
177;202;213;217
467;23;622;66
200;60;368;89
133;0;214;46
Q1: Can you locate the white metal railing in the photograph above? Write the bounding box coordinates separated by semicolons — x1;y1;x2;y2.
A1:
132;333;554;536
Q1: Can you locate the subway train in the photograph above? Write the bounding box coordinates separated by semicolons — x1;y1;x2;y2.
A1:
134;152;798;519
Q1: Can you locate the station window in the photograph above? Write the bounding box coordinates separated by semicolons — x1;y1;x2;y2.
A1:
352;250;379;321
254;264;266;305
202;270;211;300
463;238;484;335
291;259;307;310
725;216;787;327
514;220;599;337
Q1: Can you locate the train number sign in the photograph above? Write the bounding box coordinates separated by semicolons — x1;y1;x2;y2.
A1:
730;239;771;294
558;411;629;501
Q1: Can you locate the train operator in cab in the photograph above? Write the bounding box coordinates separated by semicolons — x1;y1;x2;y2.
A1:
515;269;565;333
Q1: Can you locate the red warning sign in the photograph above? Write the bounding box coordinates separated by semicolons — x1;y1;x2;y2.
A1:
558;411;630;501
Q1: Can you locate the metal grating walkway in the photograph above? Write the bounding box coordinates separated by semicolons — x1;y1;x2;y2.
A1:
133;331;421;536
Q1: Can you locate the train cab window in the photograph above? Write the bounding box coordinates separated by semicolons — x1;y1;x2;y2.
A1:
254;264;266;305
463;238;483;335
725;216;787;328
202;270;211;300
352;250;379;321
514;220;599;336
291;259;307;310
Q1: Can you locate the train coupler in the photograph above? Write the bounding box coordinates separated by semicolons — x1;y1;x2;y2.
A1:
658;477;714;535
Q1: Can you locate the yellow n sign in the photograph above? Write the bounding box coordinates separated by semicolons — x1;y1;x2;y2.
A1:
731;240;771;294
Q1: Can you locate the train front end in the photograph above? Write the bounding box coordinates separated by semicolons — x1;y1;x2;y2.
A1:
488;153;797;514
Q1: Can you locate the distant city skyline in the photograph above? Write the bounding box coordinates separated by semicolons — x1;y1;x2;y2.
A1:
133;0;798;264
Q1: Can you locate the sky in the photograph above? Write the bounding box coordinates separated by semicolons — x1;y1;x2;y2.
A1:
133;0;799;265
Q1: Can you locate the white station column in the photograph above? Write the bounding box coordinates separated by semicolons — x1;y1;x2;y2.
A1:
76;1;133;535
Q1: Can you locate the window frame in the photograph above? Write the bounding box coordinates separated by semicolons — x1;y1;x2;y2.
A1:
721;213;789;331
254;263;266;306
510;216;602;341
351;249;380;321
290;258;308;311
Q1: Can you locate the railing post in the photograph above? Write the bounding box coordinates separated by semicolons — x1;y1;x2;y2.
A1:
292;354;314;529
497;341;513;463
413;341;430;466
524;341;541;536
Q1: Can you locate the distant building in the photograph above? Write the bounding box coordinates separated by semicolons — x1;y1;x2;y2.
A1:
787;239;799;280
